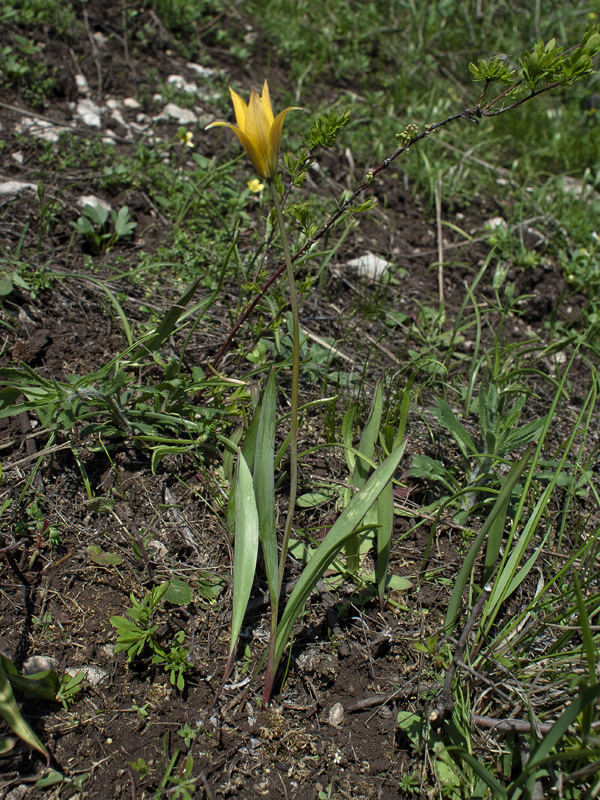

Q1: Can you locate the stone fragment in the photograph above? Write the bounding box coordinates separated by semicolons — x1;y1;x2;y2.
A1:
75;74;89;94
65;665;109;686
167;74;198;94
23;655;58;674
346;251;393;281
78;195;111;211
76;98;102;128
15;117;68;143
328;701;344;727
0;180;38;197
485;216;507;231
296;650;338;682
159;104;197;124
187;63;216;77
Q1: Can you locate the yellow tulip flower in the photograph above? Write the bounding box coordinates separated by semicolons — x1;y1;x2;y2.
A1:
206;80;300;180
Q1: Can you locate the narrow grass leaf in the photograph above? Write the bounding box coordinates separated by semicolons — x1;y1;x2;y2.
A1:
352;380;383;487
444;447;531;631
376;473;394;610
509;683;600;793
345;380;384;572
448;747;507;798
274;443;405;666
574;575;596;685
341;402;357;473
129;275;204;362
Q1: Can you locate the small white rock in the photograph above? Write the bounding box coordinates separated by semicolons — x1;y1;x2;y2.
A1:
328;702;344;727
347;251;393;281
187;63;216;77
11;151;24;164
105;98;120;111
0;180;38;197
160;103;197;124
167;75;198;94
75;74;89;94
76;98;102;128
23;655;58;674
147;540;168;559
123;97;141;110
485;216;507;231
78;194;111;211
93;31;107;47
110;108;128;128
15;116;67;143
65;665;109;686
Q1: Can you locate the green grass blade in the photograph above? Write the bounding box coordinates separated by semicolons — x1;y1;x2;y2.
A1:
509;683;600;793
574;575;596;685
352;380;383;487
228;450;259;664
129;275;204;362
448;747;508;798
376;476;394;611
341;402;357;473
444;446;531;631
274;443;406;666
345;380;384;572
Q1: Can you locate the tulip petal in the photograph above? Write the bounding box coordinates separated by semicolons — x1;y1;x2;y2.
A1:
260;80;275;126
245;87;274;178
269;107;302;176
206;80;301;179
229;87;248;131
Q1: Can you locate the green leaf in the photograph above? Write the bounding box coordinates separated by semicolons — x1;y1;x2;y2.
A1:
434;399;478;461
253;369;278;605
87;545;123;567
376;474;394;610
229;450;259;659
129;275;204;362
0;657;49;764
274;443;406;666
163;579;193;606
449;747;508;798
444;447;531;631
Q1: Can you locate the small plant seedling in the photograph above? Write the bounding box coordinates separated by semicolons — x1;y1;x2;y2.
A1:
57;671;85;710
71;204;137;253
110;581;192;690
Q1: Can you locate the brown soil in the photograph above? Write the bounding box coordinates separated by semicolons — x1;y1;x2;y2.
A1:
0;4;596;800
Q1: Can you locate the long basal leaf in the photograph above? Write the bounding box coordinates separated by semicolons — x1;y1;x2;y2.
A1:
273;443;405;666
0;658;49;764
229;450;259;660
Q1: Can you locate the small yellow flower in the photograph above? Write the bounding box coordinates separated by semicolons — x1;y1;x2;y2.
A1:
177;128;194;147
247;178;264;193
206;80;300;179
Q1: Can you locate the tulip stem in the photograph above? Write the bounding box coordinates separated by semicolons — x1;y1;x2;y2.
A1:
268;180;299;594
